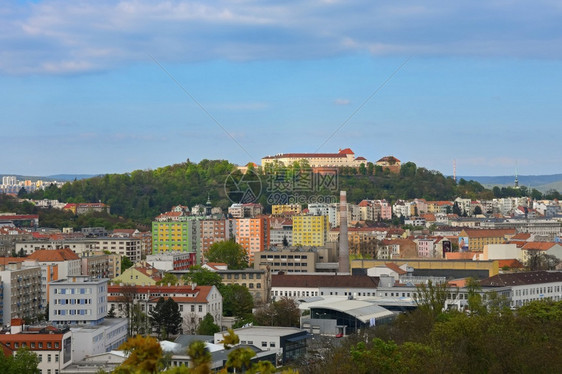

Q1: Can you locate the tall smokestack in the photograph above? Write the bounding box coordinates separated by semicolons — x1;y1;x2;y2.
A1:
338;191;350;273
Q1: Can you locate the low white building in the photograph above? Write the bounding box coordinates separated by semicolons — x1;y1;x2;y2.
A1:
480;271;562;308
271;274;379;300
70;319;128;361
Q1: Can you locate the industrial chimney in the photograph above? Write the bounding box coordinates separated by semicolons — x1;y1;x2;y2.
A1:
338;191;350;273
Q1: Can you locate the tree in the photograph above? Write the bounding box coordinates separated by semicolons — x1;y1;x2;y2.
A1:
206;241;249;270
282;236;289;248
220;328;240;349
187;340;212;374
121;256;134;273
254;297;300;327
226;347;256;373
115;335;163;374
183;266;222;288
472;205;483;215
220;284;254;320
414;280;452;320
107;305;116;318
0;348;40;374
197;313;220;335
118;284;139;337
149;297;182;339
157;273;180;286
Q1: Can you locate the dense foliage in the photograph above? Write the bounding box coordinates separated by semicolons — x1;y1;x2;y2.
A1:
0;348;40;374
206;241;249;270
301;299;562;374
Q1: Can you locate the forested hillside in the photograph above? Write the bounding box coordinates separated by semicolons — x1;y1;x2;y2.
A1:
18;159;555;226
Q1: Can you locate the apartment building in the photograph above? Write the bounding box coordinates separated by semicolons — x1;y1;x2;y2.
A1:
235;217;270;263
49;276;108;326
200;219;235;254
152;220;200;262
0;262;42;326
292;215;329;247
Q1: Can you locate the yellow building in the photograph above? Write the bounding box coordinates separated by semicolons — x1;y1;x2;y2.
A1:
459;228;516;252
293;215;330;246
271;204;302;215
112;263;163;286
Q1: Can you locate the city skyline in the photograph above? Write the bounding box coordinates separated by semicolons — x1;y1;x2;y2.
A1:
1;1;561;176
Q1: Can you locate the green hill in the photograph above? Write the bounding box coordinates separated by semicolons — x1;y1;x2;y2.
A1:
17;159;559;227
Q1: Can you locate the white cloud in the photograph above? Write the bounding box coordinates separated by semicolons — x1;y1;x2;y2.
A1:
333;98;350;105
2;0;562;74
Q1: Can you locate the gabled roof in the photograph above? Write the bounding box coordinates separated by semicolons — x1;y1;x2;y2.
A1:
376;156;400;163
511;233;531;241
272;274;379;288
497;259;524;269
522;242;557;251
385;263;407;275
461;228;516;238
27;248;80;262
480;271;562;287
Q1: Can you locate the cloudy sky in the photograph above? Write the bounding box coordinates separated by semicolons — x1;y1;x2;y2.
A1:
1;0;561;176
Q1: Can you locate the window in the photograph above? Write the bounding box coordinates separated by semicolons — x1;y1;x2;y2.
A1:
198;305;202;312
262;342;267;347
48;354;52;362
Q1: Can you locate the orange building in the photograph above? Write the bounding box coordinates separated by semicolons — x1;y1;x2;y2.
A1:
235;216;270;263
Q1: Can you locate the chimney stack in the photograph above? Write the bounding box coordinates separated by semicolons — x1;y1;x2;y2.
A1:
338;191;350;273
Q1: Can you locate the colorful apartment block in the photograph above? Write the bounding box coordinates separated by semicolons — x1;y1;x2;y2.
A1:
152;220;201;263
235;217;270;263
292;215;330;247
200;219;235;255
271;204;302;215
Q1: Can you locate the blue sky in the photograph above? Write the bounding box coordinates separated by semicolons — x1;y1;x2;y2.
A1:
1;0;562;176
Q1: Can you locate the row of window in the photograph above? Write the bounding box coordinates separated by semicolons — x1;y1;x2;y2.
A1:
6;341;59;349
53;309;93;315
54;298;92;305
224;273;262;280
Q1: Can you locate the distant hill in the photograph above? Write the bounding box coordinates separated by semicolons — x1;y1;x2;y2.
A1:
459;174;562;193
0;174;97;182
46;174;99;181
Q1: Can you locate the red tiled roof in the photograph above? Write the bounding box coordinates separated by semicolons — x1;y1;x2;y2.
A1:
263;149;356;160
108;285;213;304
0;257;26;265
0;214;39;220
376;156;400;163
497;259;524;269
385;263;407;275
355;157;366;161
522;242;557;251
461;228;516;238
27;248;80;262
511;233;531;241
